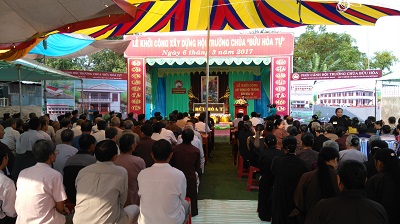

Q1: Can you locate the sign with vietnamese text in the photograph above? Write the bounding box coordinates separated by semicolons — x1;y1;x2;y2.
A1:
193;103;225;114
233;81;261;99
271;57;291;116
124;33;294;58
127;58;146;115
63;70;127;80
291;69;382;80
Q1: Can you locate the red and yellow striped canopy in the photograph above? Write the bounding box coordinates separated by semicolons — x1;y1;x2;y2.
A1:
74;0;400;39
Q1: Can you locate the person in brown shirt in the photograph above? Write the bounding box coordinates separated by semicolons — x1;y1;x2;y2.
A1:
272;119;289;150
133;124;156;168
170;128;201;216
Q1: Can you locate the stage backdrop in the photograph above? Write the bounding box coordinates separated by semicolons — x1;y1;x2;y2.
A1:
125;32;294;117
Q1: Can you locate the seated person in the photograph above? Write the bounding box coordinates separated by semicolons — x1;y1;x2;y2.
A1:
138;139;190;224
63;134;97;204
74;140;139;224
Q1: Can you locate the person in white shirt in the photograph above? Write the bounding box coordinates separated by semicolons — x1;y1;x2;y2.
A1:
195;113;210;133
250;112;263;127
151;122;177;145
15;140;68;224
0;147;17;222
16;117;45;154
92;120;107;143
38;116;52;141
72;119;83;137
232;113;244;128
137;139;190;224
1;118;20;154
55;118;71;144
53;129;78;175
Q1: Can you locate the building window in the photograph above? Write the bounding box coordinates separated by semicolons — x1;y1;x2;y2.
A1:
112;93;118;102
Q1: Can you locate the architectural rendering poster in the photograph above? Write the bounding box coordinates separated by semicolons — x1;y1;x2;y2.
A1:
45;70;127;117
290;78;380;123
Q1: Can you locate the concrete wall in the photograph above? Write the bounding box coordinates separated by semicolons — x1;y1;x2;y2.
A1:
0;106;42;122
381;97;400;123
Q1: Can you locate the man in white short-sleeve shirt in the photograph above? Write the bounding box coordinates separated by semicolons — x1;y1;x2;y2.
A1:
0;147;17;222
15;140;68;224
138;139;190;224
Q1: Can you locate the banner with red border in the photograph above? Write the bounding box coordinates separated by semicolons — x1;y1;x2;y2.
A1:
291;69;382;80
271;56;291;116
124;33;294;58
127;58;146;115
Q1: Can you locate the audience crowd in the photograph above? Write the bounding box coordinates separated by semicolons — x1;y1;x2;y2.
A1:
0;107;399;224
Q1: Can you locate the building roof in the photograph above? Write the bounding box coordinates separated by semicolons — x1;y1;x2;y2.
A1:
77;83;124;93
320;85;373;94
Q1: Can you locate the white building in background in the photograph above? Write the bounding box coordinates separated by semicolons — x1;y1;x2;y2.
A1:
47;104;73;115
317;85;375;107
291;83;313;108
77;83;124;113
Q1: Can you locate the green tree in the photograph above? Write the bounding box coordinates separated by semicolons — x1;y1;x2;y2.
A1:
294;52;341;72
36;57;88;70
369;50;398;75
88;50;126;73
294;25;367;72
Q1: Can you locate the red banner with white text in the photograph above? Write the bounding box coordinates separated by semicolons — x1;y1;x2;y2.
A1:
271;56;291;116
127;58;146;115
233;81;261;99
124;33;294;58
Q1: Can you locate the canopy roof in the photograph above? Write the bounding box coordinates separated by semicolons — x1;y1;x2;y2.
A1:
2;1;400;61
0;58;82;81
75;0;400;39
25;34;130;59
0;0;138;46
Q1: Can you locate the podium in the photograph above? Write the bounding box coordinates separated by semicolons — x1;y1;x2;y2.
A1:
234;104;248;115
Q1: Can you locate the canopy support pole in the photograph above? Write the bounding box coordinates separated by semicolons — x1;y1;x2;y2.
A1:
17;65;22;117
80;80;84;114
43;80;47;114
205;0;211;134
374;80;377;119
43;41;48;114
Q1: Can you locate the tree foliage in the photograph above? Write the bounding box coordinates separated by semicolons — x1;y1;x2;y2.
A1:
294;25;367;72
369;51;398;75
294;26;398;75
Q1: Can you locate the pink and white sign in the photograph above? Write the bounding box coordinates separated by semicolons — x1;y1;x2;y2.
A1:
124;33;294;58
271;56;291;116
127;58;146;115
291;69;382;80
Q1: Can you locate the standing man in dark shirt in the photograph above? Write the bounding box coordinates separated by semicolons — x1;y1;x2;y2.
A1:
305;160;388;224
